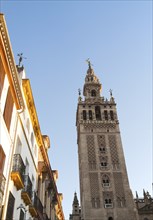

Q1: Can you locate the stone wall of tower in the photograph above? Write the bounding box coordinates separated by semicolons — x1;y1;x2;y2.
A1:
76;66;138;220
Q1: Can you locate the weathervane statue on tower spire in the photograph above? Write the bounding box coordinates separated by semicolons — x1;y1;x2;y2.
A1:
86;58;93;70
109;89;113;97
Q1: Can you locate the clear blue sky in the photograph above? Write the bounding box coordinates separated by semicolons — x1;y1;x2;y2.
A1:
0;1;152;219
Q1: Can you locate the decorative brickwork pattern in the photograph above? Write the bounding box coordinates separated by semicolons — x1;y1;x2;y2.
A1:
87;135;96;170
84;123;116;130
97;135;106;147
89;173;100;208
108;135;119;170
113;172;126;207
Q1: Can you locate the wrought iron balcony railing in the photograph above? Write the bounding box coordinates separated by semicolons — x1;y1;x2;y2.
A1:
21;175;32;205
29;191;37;217
29;191;45;219
0;173;6;194
37;195;44;218
11;154;25;190
0;173;6;206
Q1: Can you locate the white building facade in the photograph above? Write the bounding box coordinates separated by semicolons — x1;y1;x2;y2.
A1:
0;13;64;220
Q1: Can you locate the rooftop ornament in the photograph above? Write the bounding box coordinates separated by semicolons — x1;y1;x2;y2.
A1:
86;58;93;71
109;89;113;97
78;88;81;96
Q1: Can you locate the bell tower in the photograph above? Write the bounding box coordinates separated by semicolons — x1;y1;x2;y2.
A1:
69;192;81;220
76;61;138;220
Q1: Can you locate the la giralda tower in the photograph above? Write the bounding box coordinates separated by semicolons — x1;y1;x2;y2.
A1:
76;61;138;220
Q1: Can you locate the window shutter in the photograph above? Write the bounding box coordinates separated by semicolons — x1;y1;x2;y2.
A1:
6;192;15;220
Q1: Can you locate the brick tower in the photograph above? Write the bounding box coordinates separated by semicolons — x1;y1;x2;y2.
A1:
76;61;138;220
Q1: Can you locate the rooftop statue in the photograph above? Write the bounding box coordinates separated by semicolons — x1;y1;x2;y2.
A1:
17;53;26;67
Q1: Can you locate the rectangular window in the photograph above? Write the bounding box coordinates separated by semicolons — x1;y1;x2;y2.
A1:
3;87;14;131
0;145;6;174
6;192;15;220
0;57;5;97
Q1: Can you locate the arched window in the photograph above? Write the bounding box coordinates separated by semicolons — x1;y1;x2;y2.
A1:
105;199;112;204
89;110;93;120
104;197;113;208
108;217;113;220
102;175;110;187
99;146;106;153
91;90;96;97
95;106;101;120
83;110;87;120
100;156;107;168
104;110;108;120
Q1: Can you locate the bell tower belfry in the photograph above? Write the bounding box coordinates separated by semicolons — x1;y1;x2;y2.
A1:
76;61;138;220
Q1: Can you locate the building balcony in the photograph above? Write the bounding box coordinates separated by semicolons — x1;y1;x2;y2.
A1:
29;192;44;219
104;204;113;208
21;175;32;205
11;154;25;190
29;192;37;217
102;183;110;187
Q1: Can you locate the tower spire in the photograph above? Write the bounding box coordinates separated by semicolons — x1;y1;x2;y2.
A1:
73;192;79;205
83;60;102;98
69;192;81;219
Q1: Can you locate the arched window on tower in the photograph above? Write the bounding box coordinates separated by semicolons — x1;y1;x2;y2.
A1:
105;199;113;208
110;110;114;120
99;146;106;153
95;106;101;120
91;90;96;97
89;110;93;120
104;110;108;120
83;110;87;120
108;217;113;220
100;156;107;168
102;175;110;187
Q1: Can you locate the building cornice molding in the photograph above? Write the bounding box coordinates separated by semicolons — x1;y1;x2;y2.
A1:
0;14;24;110
22;79;43;148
